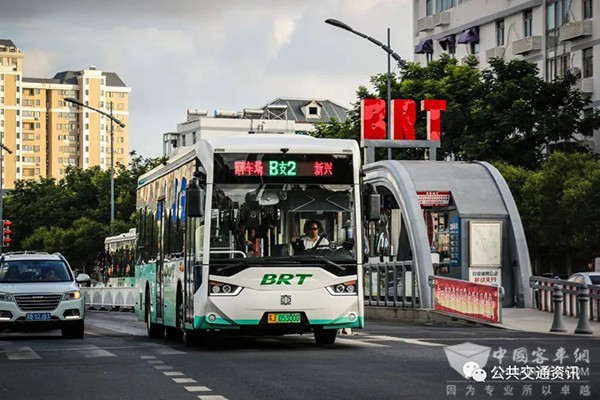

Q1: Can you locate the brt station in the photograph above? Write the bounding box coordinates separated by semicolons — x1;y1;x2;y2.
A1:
363;160;533;310
359;98;533;313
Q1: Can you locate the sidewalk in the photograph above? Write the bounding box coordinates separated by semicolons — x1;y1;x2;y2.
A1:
495;308;600;337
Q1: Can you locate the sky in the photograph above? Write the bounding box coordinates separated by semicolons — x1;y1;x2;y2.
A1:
1;0;413;158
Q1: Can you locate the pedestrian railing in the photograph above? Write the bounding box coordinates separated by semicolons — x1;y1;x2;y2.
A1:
364;261;420;308
529;276;600;322
81;287;136;311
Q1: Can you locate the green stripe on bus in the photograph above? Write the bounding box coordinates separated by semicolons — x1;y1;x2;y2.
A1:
194;316;364;329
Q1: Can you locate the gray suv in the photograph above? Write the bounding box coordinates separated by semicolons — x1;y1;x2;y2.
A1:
0;251;90;338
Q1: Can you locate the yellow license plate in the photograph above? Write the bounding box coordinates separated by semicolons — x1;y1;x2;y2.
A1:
267;313;301;324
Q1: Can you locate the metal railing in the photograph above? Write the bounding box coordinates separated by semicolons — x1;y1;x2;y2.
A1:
530;276;600;321
364;261;420;308
81;287;136;311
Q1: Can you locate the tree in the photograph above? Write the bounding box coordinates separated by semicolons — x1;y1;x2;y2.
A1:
2;152;164;266
495;153;600;275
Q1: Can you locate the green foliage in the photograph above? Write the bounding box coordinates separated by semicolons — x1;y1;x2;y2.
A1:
495;152;600;273
2;152;163;272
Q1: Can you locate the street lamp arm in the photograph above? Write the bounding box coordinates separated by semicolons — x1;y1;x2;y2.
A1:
64;97;126;128
0;143;13;154
324;19;407;68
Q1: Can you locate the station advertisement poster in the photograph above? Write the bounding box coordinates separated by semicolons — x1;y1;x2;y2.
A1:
433;276;500;323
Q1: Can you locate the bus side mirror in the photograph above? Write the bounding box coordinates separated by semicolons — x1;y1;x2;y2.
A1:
187;186;204;218
365;185;380;221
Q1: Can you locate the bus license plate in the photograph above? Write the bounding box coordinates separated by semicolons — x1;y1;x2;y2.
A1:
26;312;51;321
267;313;301;324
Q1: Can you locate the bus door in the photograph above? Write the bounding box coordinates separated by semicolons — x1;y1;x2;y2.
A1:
156;198;165;320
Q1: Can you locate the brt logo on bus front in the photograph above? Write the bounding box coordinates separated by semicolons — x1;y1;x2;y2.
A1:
260;273;313;285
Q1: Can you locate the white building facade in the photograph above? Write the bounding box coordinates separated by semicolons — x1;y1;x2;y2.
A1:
413;0;599;151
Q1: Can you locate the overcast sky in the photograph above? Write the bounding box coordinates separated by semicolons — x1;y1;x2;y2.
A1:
1;0;413;158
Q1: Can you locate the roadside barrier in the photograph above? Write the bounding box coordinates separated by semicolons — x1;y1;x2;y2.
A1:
81;287;136;311
364;261;420;308
530;276;600;332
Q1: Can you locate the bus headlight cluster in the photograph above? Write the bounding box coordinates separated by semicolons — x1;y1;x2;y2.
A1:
209;280;243;296
326;280;357;296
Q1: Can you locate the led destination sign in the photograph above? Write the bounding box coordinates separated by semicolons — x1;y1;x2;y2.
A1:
234;160;333;177
214;153;353;184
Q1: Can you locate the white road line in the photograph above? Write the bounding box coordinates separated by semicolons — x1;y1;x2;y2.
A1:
198;396;228;400
141;355;156;359
163;371;185;376
173;378;197;383
155;365;174;370
185;386;212;392
6;347;41;360
155;348;187;355
79;346;118;358
147;360;164;364
335;338;390;348
358;335;444;347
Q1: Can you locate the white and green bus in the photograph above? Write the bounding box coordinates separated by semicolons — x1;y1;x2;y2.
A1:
135;134;379;345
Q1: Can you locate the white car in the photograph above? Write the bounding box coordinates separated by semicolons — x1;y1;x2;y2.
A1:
0;251;90;338
567;272;600;286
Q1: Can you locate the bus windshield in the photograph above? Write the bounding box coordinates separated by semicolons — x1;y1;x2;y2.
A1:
209;183;357;262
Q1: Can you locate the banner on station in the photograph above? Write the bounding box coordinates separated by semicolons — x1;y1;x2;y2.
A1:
432;276;500;323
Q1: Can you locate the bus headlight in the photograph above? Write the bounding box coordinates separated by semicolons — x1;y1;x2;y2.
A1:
326;280;357;296
62;291;81;301
209;280;243;296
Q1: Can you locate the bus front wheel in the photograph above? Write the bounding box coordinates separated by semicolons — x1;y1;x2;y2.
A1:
314;327;337;345
146;291;164;339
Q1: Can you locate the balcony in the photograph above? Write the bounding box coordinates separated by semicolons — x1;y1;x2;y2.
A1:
559;20;593;42
432;12;450;27
577;78;594;94
512;36;542;55
485;46;505;62
417;16;434;32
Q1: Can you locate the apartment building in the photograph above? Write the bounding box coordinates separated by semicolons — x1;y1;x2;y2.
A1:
163;98;348;156
0;39;130;190
413;0;599;151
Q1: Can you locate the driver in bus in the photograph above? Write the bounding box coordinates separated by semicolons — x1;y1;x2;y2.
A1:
300;220;329;250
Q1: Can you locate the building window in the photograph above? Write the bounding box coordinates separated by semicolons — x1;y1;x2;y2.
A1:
436;0;455;12
584;0;593;19
426;0;433;16
523;9;533;37
547;0;570;30
496;20;505;46
583;47;593;78
546;55;569;80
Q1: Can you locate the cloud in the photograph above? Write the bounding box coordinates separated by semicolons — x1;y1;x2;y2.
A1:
3;0;413;158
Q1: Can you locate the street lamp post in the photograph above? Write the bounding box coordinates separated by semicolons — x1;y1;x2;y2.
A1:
64;97;126;223
0;143;13;254
325;18;406;160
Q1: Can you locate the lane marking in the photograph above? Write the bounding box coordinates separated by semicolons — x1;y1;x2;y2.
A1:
147;360;164;364
141;355;156;359
173;378;197;383
155;365;174;370
6;347;41;360
79;345;117;358
164;371;185;376
357;335;444;347
155;347;187;355
198;396;229;400
185;386;212;392
335;338;390;348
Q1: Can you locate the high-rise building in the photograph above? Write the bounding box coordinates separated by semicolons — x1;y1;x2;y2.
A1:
0;39;130;190
412;0;598;151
